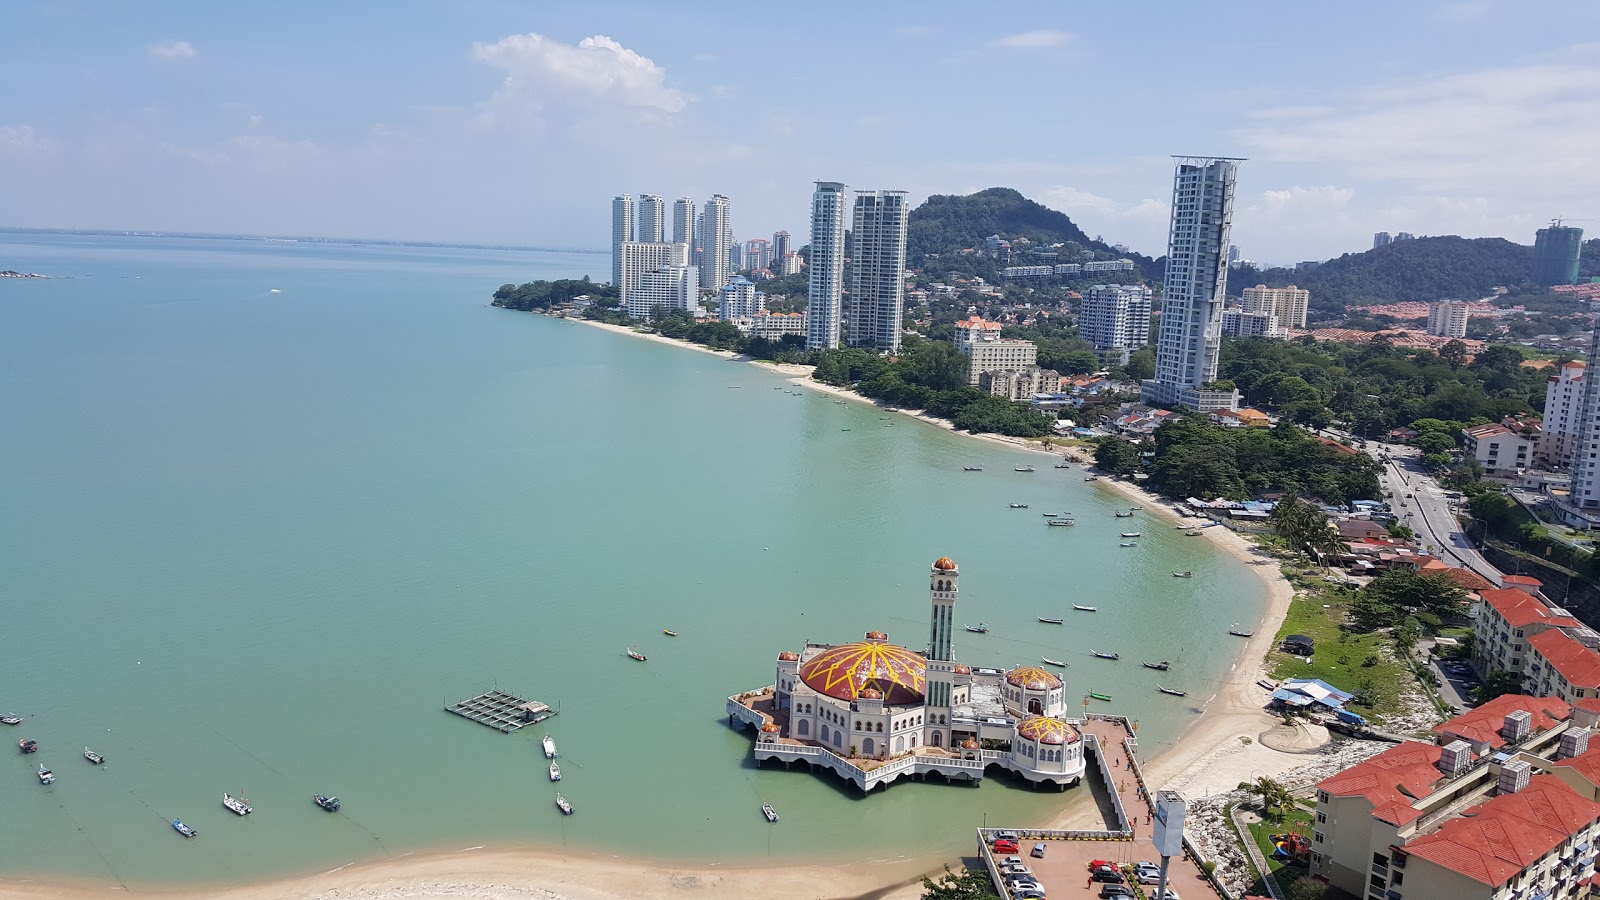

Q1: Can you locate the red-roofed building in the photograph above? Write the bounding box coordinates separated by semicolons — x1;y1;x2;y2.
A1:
1445;567;1497;594
1525;630;1600;705
1473;589;1581;680
1433;695;1571;753
1501;574;1545;594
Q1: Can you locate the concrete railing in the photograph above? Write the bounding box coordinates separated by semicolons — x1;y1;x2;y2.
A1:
1085;732;1131;832
1184;834;1238;900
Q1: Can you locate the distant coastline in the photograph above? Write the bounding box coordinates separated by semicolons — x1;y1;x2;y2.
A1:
0;226;606;256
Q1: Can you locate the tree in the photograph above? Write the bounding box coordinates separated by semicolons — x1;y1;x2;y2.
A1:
1362;569;1468;619
902;341;968;392
1095;437;1142;476
1439;340;1468;371
1286;878;1330;900
1415;431;1456;455
921;866;1001;900
1124;347;1156;381
1237;776;1298;823
1474;669;1522;703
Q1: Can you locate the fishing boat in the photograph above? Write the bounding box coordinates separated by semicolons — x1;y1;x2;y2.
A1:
663;629;679;636
1119;541;1138;547
1037;616;1064;624
1115;511;1134;518
549;761;561;782
1158;686;1188;697
964;622;989;633
223;793;253;815
1084;475;1099;481
555;793;574;815
1120;531;1142;538
1142;661;1171;671
1129;505;1143;511
1054;463;1072;469
1090;650;1121;661
1009;503;1029;509
0;714;19;725
314;793;341;812
19;739;37;754
840;428;851;431
1229;626;1255;638
761;800;779;823
1072;604;1097;612
1047;518;1075;526
963;466;983;472
37;763;54;784
1041;657;1068;668
627;645;647;661
83;747;104;765
1014;466;1035;473
1088;692;1113;702
1173;571;1193;578
542;734;558;759
172;819;197;837
1186;529;1204;536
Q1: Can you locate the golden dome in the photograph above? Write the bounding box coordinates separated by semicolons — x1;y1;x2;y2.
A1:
932;557;958;571
953;664;972;675
864;630;889;641
1017;716;1079;745
860;687;883;700
798;641;927;704
777;651;800;662
761;723;780;733
961;737;981;750
1006;666;1063;691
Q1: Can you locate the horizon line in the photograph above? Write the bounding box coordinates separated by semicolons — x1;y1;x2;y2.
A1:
0;225;609;256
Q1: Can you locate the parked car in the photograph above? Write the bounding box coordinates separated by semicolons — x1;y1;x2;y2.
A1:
993;830;1020;842
1031;842;1047;858
1099;886;1133;899
1150;889;1181;900
1092;868;1125;884
1137;871;1163;885
994;839;1018;854
1001;863;1032;877
1006;879;1044;895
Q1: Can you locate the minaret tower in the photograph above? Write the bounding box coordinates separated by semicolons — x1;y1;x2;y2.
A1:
927;556;959;747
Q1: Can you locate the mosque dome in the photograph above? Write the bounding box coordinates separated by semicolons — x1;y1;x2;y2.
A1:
953;664;972;676
933;557;958;571
961;737;981;750
1017;716;1079;745
1006;665;1064;691
860;687;883;700
864;630;889;641
777;651;800;662
798;640;927;704
761;723;780;733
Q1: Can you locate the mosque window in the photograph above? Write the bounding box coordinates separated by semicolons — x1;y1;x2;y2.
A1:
876;722;883;732
798;720;809;736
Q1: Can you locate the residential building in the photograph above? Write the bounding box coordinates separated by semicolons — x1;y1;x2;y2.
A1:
1228;244;1240;266
954;315;1037;386
1567;325;1600;528
1209;408;1271;428
1538;361;1586;469
1140;157;1242;412
779;252;803;276
979;367;1061;401
1240;284;1309;330
1082;259;1136;273
672;197;695;246
619;241;691;318
728;241;742;272
1002;265;1053;280
1427;301;1470;338
742;311;807;341
1462;423;1532;477
1525;629;1600;704
1395;232;1416;242
630;264;699;320
1534;224;1585;286
637;194;666;243
719;275;764;321
1220;309;1281;338
1473;586;1582;681
699;195;732;292
772;230;791;263
611;193;634;287
1374;232;1392;249
847;190;910;353
1080;283;1153;365
806;182;848;351
744;238;771;272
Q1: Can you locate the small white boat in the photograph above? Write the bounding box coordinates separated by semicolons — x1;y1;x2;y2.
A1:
0;714;19;725
1084;475;1098;481
37;763;54;785
964;622;989;633
1173;571;1193;578
1119;541;1138;547
223;793;253;815
1186;529;1204;536
172;819;197;837
1120;532;1142;538
1041;657;1068;668
542;734;558;759
1015;466;1035;472
1009;503;1029;509
1047;518;1075;526
84;747;105;765
963;465;983;472
549;761;561;782
1072;604;1097;612
627;645;647;661
1158;685;1188;697
1038;616;1064;624
555;793;574;815
1229;625;1255;638
1090;649;1121;661
1129;506;1142;511
762;800;779;823
1115;511;1134;518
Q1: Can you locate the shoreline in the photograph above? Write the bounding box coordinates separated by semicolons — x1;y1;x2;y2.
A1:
1;316;1303;900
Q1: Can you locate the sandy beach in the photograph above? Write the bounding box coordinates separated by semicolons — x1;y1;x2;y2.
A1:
3;318;1309;900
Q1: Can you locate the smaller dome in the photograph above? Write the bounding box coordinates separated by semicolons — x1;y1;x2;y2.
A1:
860;687;883;700
1006;665;1064;691
777;651;800;662
932;557;958;571
953;664;972;675
961;737;981;750
1017;716;1079;745
864;630;888;642
761;723;780;733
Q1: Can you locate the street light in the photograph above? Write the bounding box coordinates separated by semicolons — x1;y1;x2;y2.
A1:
1506;541;1524;576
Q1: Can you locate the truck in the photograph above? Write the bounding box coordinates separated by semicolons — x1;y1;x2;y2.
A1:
1336;709;1367;727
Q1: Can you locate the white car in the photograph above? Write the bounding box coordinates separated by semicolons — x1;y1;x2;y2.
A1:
1137;871;1163;885
1006;879;1044;894
1150;889;1180;900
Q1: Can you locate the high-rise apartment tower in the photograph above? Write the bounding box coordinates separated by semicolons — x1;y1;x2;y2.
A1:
806;182;848;351
847;191;910;353
611;193;634;288
699;195;732;292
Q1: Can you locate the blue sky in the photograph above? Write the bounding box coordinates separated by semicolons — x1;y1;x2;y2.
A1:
2;0;1597;264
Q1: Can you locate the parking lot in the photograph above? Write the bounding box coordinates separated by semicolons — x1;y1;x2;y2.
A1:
1432;655;1480;712
984;838;1213;900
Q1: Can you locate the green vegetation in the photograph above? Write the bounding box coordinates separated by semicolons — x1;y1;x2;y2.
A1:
921;866;1001;900
907;187;1159;279
491;278;614;311
1349;569;1467;635
1245;802;1315;895
1237;776;1298;823
813;343;1056;438
1144;417;1381;503
1271;495;1343;561
1267;586;1408;719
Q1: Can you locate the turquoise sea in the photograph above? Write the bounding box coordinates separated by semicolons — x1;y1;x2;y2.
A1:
0;233;1264;887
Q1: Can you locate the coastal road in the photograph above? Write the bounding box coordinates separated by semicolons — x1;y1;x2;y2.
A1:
1368;440;1501;585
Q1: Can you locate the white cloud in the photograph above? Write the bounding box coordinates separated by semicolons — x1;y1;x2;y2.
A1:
247;114;263;129
148;40;196;60
988;30;1069;50
1038;185;1170;252
1254;185;1355;213
471;33;689;123
709;84;736;100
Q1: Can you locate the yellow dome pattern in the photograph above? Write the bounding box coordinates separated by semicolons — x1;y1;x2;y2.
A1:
798;641;927;704
1017;716;1078;745
1006;666;1063;691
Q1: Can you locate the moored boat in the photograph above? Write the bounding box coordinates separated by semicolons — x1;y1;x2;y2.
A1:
1119;531;1142;538
84;747;105;765
1088;692;1112;702
627;645;647;661
1142;661;1171;671
1158;686;1188;697
1054;463;1071;469
1014;466;1035;472
549;761;561;781
1173;571;1193;578
223;793;253;815
173;819;197;837
0;714;19;725
19;739;37;754
1084;475;1098;481
1041;657;1068;668
1115;511;1134;518
964;622;989;633
1229;626;1255;637
542;734;558;759
1129;506;1142;511
1119;541;1137;547
963;466;983;472
1186;529;1204;536
555;793;574;815
762;800;779;823
37;763;54;784
1090;649;1121;660
663;629;679;636
1047;518;1075;526
1038;616;1064;624
1072;604;1097;612
314;793;341;812
1009;503;1029;509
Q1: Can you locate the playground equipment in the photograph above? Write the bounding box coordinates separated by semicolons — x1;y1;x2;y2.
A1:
1270;832;1311;862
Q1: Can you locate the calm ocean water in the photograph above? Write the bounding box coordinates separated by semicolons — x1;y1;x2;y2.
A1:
0;233;1263;886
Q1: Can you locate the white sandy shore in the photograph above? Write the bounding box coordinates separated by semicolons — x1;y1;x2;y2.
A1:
1;317;1307;900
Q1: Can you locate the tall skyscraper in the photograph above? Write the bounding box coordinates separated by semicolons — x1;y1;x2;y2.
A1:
637;195;666;243
1534;223;1585;286
619;241;691;318
611;194;635;288
1081;284;1153;365
1240;284;1310;330
744;238;772;272
670;197;694;247
806;182;848;351
1372;232;1392;249
699;195;732;291
1567;327;1600;525
1140;157;1242;412
772;230;791;263
847;190;910;353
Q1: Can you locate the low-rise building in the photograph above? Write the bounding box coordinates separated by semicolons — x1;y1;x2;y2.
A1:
1473;586;1581;680
1220;308;1282;338
739;311;807;341
979;367;1061;402
1462;423;1533;477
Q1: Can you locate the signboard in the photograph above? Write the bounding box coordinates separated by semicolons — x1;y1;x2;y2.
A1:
1152;790;1186;857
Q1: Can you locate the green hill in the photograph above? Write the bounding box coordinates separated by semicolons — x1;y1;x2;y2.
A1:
906;187;1161;279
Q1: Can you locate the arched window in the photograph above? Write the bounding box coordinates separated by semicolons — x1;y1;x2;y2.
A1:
931;731;943;747
798;719;809;736
820;724;830;743
876;722;883;732
863;738;875;756
834;730;843;748
910;734;918;749
895;736;904;752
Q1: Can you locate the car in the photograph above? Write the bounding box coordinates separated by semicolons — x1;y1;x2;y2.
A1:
1089;859;1116;871
1137;871;1163;885
1031;842;1047;858
1092;869;1125;883
993;830;1020;842
1099;886;1133;899
993;839;1018;854
1150;890;1180;900
1016;892;1047;900
1135;861;1160;874
1006;880;1044;895
1001;856;1023;867
1001;863;1032;875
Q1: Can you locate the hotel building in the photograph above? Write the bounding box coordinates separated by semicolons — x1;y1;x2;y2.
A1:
955;315;1037;386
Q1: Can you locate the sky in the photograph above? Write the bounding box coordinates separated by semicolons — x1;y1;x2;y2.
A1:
2;1;1597;265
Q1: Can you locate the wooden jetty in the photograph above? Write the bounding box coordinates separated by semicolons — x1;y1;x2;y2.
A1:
446;690;556;734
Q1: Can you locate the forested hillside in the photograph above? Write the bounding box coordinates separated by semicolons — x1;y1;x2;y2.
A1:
907;188;1161;280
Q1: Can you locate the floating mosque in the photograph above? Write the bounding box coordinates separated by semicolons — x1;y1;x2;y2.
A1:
726;557;1091;792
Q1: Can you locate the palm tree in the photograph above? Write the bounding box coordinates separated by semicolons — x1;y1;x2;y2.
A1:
1237;776;1298;823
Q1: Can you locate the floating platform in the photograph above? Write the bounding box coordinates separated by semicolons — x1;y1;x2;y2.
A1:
446;690;555;733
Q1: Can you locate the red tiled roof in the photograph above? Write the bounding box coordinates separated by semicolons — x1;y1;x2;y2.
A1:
1317;742;1444;825
1527;630;1600;690
1445;567;1496;592
1404;775;1600;886
1554;744;1600;785
1502;575;1544;587
1480;588;1577;628
1433;695;1571;749
1573;697;1600;715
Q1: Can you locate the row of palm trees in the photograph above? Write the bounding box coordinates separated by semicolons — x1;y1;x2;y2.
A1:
1271;493;1344;565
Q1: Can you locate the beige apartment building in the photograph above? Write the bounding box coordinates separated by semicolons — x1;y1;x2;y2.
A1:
979;367;1062;401
1240;284;1310;330
954;315;1037;386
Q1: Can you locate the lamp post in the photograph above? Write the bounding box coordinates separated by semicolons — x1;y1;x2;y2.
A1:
1506;541;1524;576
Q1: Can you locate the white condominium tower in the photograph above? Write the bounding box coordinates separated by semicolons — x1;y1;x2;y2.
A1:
619;241;692;318
1080;284;1153;366
847;190;910;353
1426;300;1469;338
611;193;635;288
1239;284;1309;330
806;182;848;350
699;195;732;292
1140;157;1242;412
672;198;695;247
637;195;666;243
